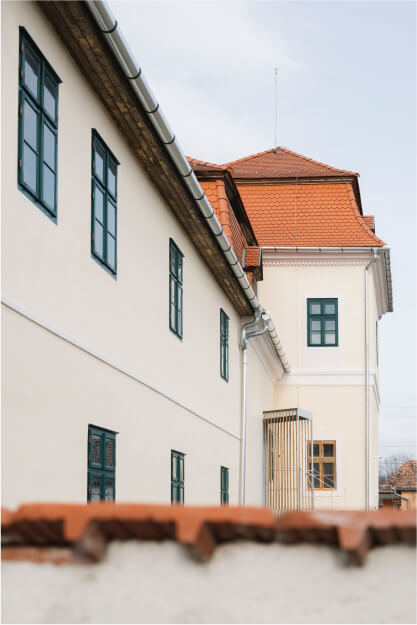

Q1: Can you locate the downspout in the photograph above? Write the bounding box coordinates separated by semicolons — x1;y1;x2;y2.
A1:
85;0;290;373
392;487;410;510
240;309;271;504
365;250;378;510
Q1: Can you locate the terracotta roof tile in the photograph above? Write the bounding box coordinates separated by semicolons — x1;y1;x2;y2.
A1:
224;147;358;179
243;246;261;268
237;182;386;247
380;460;417;492
200;180;247;263
187;157;226;172
2;504;415;566
362;215;375;232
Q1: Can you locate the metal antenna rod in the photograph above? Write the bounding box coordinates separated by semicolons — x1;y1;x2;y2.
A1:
273;67;278;154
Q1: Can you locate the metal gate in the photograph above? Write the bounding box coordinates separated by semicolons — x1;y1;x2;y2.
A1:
263;408;313;513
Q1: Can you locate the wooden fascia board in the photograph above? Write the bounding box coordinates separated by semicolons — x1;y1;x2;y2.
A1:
38;1;252;315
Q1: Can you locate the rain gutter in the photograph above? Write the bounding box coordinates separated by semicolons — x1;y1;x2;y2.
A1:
85;0;290;373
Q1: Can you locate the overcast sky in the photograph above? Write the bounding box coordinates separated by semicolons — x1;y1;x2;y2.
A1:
109;0;416;458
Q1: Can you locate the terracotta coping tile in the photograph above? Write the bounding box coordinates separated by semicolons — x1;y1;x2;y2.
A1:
2;504;415;566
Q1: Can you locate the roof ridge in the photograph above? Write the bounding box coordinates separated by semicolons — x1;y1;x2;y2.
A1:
187;156;226;170
223;147;358;177
224;148;274;167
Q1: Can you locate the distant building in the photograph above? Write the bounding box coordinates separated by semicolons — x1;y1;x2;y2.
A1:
379;460;417;509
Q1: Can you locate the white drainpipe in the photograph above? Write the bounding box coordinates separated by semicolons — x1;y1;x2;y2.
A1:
240;309;271;504
365;251;378;510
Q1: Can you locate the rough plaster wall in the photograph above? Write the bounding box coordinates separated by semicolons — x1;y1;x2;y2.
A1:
3;542;416;624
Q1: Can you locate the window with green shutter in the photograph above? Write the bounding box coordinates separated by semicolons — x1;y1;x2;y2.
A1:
169;240;183;338
87;425;116;502
220;309;229;381
307;299;338;347
220;466;229;505
91;131;119;275
171;450;184;504
18;28;61;221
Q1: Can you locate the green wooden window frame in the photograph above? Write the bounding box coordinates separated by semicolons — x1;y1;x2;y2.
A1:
169;239;183;338
171;450;184;504
87;425;116;502
91;130;119;275
307;298;338;347
220;309;229;381
220;466;229;505
18;28;61;221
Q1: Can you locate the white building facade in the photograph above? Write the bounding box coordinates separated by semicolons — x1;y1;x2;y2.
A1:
2;0;392;512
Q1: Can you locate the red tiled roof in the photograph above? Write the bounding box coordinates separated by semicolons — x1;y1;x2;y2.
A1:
362;215;375;232
224;147;358;179
187;157;226;172
243;246;261;268
200;180;247;263
2;504;416;566
380;461;417;492
237;182;385;247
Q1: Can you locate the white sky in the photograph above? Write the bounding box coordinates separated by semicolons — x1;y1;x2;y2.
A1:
108;0;416;458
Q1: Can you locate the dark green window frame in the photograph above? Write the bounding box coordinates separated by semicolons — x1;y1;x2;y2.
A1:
220;466;229;505
307;298;338;347
169;239;183;338
91;130;119;276
18;28;61;221
87;425;116;502
220;309;229;381
171;450;184;504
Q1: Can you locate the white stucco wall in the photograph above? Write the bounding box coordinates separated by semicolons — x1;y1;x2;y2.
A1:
3;541;415;624
1;0;279;509
258;258;382;509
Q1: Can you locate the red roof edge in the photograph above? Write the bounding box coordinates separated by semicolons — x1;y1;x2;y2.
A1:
2;504;415;566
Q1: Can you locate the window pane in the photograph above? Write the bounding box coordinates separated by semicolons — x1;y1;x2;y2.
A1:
44;74;57;120
310;332;321;345
42;166;55;209
323;444;334;457
311;319;321;332
313;476;321;488
325;333;336;345
323;475;334;488
91;435;101;465
23;100;38;149
107;200;116;235
108;162;116;196
324;302;336;315
90;475;101;501
172;454;177;480
94;145;104;182
310;302;321;315
94;186;104;223
104;478;114;501
106;234;116;270
94;220;104;258
179;486;184;503
43;124;55;169
177;257;183;283
324;463;334;475
23;144;38;192
179;456;184;481
105;438;114;467
312;444;320;457
325;319;335;331
170;247;176;276
24;47;39;98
